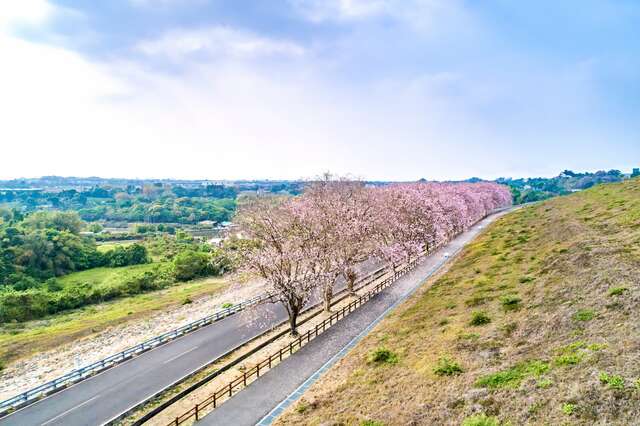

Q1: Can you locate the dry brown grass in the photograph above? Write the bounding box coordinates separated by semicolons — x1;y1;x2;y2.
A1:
275;178;640;426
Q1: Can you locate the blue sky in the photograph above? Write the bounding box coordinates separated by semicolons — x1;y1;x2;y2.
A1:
1;0;638;181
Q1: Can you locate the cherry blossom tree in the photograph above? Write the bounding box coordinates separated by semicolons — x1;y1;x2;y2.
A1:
236;197;321;336
298;175;378;311
235;178;511;332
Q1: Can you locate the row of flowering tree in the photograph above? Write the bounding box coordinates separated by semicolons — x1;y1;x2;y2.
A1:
236;176;512;335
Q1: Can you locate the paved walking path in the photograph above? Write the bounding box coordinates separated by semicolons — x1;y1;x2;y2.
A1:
199;209;513;426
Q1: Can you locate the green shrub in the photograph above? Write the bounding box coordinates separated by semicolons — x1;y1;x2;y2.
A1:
367;347;398;365
44;278;63;292
470;311;491;326
433;357;463;376
476;360;549;389
221;302;234;309
103;244;149;267
562;403;576;415
518;276;535;284
537;378;553;388
600;372;625;390
554;353;582;366
500;294;522;311
295;400;309;414
587;343;606;351
461;414;500;426
182;297;193;305
361;420;385;426
608;287;628;296
172;250;213;281
573;309;595;321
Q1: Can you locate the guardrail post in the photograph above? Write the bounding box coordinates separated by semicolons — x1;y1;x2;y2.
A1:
195;404;199;421
213;392;217;408
256;364;260;377
228;383;232;397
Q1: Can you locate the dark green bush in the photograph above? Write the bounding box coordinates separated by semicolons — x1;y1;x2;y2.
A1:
172;250;213;281
433;357;463;376
500;294;522;311
470;311;491;326
367;347;398;365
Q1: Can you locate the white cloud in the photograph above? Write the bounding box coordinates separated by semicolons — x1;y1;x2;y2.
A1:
129;0;205;8
291;0;460;26
291;0;388;21
289;0;477;40
0;0;55;32
135;27;306;60
0;1;636;181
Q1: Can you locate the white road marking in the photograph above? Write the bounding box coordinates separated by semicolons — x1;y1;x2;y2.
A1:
41;395;100;425
163;346;198;364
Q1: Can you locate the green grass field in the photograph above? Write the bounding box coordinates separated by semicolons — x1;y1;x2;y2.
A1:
57;263;162;290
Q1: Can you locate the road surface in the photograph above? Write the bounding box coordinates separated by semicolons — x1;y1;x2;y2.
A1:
0;263;379;426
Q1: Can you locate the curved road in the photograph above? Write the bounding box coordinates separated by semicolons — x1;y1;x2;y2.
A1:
0;262;380;426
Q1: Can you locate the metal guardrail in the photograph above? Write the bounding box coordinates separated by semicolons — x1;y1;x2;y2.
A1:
0;266;387;417
0;292;271;415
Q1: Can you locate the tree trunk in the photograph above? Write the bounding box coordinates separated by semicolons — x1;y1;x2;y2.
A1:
323;286;333;312
289;310;299;336
345;268;357;296
287;302;299;336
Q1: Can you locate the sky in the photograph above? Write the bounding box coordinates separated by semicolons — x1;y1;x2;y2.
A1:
1;0;639;181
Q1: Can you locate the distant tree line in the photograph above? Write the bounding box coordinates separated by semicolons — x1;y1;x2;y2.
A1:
0;183;237;225
497;169;633;204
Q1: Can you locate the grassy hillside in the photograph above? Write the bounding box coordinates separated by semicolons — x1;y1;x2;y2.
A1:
276;178;640;425
57;263;161;289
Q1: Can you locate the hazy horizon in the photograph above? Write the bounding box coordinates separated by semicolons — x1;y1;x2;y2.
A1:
1;166;637;185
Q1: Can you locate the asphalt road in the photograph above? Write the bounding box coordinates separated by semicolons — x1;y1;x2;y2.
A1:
0;262;380;426
199;209;513;426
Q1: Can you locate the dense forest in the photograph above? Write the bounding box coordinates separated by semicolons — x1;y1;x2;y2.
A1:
0;184;236;224
0;210;238;323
